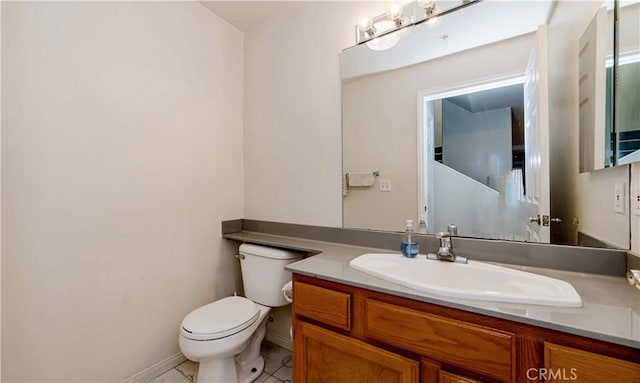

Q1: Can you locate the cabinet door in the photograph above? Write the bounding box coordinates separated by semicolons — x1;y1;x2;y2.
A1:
439;371;481;383
545;343;640;383
421;358;482;383
294;321;419;383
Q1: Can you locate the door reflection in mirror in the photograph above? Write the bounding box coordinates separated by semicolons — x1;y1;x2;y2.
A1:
419;78;541;241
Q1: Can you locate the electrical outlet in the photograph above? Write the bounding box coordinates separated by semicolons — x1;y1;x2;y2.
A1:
379;179;392;192
614;182;625;214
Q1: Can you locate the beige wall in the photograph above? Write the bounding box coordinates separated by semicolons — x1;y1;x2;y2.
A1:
1;2;244;381
243;1;388;227
577;166;631;248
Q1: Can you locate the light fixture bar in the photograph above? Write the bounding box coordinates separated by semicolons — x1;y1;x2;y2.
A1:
354;0;483;46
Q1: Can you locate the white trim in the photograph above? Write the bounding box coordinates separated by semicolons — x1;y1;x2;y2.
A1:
120;352;187;383
619;49;640;66
605;50;640;68
416;73;525;102
416;91;426;228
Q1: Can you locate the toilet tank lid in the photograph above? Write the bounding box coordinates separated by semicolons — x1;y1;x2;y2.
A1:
239;243;303;260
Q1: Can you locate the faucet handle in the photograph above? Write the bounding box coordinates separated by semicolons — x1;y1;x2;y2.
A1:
436;232;451;239
436;232;452;247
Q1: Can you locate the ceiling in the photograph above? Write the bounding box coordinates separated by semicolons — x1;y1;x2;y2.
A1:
446;84;525;142
199;1;291;31
447;84;524;116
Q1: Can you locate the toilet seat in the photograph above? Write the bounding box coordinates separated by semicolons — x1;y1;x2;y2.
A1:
181;296;260;341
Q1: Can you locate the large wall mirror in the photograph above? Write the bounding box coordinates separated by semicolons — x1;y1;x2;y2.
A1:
342;0;635;249
616;1;640;165
579;0;640;171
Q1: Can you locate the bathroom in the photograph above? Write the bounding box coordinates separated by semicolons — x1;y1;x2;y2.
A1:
2;1;640;382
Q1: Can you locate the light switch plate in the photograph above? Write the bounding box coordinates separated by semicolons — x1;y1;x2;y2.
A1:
379;179;392;192
614;182;625;214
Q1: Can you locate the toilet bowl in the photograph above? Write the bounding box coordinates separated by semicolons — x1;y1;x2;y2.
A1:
179;297;270;383
178;244;303;383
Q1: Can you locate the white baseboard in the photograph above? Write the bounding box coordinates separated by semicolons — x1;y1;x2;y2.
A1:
122;334;289;383
265;332;292;351
121;352;187;383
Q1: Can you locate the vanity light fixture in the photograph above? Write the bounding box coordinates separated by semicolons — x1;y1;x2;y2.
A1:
419;0;443;28
387;3;405;27
418;0;436;15
357;15;377;37
355;2;413;50
358;15;402;51
355;1;481;49
366;20;402;51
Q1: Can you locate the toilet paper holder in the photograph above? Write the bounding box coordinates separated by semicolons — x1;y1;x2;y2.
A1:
282;281;293;303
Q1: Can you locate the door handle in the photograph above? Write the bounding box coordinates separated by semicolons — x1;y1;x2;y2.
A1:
529;215;561;226
542;215;562;226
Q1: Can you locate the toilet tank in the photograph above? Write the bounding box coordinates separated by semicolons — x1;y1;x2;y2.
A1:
239;244;303;307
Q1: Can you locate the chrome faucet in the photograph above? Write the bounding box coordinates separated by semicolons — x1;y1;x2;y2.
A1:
433;232;467;264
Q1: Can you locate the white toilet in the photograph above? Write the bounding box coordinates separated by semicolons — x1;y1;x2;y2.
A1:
179;244;303;383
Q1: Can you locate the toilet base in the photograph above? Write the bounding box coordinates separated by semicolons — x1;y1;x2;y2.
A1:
194;310;269;383
195;355;264;383
197;356;237;383
237;356;264;383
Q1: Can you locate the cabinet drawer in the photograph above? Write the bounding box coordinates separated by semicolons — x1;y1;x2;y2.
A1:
545;343;640;382
365;299;514;382
294;281;351;331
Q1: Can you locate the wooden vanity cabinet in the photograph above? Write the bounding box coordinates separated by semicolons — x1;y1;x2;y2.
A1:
544;343;640;382
294;321;419;383
293;282;351;331
422;358;484;383
365;299;515;381
292;273;640;383
439;371;483;383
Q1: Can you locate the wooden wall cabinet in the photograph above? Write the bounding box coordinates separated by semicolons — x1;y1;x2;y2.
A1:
292;273;640;383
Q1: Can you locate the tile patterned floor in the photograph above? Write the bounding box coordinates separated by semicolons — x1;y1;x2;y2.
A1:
149;341;292;383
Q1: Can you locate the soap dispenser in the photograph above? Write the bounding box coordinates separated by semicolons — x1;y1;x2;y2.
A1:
401;219;419;258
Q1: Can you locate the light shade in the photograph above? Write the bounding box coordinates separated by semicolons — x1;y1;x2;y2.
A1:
366;20;401;51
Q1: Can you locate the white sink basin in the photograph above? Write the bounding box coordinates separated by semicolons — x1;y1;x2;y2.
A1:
349;253;582;307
